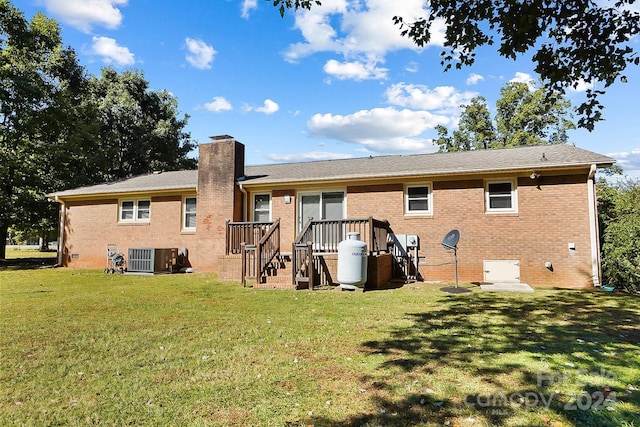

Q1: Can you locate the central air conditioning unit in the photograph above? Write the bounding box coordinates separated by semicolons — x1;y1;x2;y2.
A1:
127;247;178;274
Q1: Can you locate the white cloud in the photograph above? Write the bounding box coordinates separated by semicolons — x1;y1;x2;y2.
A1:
43;0;127;33
466;73;484;85
384;83;477;112
323;58;388;80
405;61;419;73
283;0;442;62
568;78;596;92
307;107;449;153
245;99;280;115
303;82;478;153
185;38;216;70
510;72;536;88
91;36;134;66
241;0;258;18
607;148;640;176
204;96;233;112
266;151;354;162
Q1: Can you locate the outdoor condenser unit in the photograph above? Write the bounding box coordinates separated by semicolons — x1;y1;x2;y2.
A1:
127;247;178;274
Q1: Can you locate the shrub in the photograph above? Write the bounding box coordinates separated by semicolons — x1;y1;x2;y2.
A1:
599;179;640;292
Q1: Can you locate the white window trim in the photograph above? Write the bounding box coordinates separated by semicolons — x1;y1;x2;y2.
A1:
252;192;272;222
296;190;346;231
119;199;151;223
182;196;197;231
404;183;433;216
485;179;518;213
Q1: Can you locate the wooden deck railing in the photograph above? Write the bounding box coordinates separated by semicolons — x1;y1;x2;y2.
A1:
293;217;390;253
239;219;280;287
226;220;274;255
229;217;391;288
291;217;391;288
257;218;280;279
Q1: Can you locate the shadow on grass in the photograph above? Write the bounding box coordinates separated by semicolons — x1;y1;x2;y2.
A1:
302;290;640;426
0;256;57;271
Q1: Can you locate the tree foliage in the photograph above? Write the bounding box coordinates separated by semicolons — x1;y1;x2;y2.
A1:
88;67;197;182
598;179;640;293
393;0;640;130
1;1;197;257
495;82;574;147
436;96;495;152
0;0;90;257
436;81;574;152
271;0;640;131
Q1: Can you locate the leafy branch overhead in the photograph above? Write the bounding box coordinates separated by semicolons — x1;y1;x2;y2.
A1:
271;0;321;18
270;0;640;131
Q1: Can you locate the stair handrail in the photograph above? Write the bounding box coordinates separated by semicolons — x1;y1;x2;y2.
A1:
256;218;281;281
226;220;274;254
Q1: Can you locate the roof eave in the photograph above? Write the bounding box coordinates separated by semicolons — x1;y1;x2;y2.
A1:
48;186;197;202
239;161;615;189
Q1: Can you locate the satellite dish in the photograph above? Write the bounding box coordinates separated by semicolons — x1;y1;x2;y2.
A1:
442;229;460;250
441;229;460;289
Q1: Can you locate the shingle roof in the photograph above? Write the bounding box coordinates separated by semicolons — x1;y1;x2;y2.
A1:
49;144;613;199
49;170;198;198
242;144;614;185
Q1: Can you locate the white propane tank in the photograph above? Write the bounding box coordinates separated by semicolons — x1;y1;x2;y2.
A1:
337;232;368;290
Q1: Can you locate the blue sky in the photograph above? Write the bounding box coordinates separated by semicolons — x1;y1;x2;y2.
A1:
15;0;640;177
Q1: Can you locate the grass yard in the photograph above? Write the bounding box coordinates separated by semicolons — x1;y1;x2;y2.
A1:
0;265;639;426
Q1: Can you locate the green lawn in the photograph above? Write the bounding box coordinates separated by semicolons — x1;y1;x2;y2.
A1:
0;266;638;426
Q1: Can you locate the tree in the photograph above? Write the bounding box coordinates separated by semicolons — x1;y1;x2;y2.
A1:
1;2;197;259
434;97;495;152
272;0;640;130
598;179;640;293
88;67;197;182
0;0;90;258
495;82;575;147
435;81;574;152
456;95;496;150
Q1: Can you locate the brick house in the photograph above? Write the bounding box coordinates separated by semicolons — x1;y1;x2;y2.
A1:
48;135;614;289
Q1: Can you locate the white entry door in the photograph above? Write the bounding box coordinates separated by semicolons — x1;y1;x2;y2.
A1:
483;260;520;283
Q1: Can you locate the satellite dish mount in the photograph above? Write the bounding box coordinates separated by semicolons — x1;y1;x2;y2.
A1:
441;229;460;288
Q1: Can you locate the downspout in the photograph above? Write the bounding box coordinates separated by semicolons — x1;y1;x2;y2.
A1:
56;197;66;267
587;164;601;287
238;180;247;221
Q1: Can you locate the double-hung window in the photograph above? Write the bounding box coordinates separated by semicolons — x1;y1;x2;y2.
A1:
183;197;197;230
253;194;271;222
405;184;432;215
485;180;517;213
119;199;151;223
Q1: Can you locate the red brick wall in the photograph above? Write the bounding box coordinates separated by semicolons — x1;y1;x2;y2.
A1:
347;173;594;287
272;189;297;251
62;195;196;269
193;140;245;271
59;146;597;288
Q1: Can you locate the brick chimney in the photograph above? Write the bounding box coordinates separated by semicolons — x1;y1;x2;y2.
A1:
193;135;245;271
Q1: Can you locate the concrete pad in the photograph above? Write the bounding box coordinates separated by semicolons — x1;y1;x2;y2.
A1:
480;282;534;293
